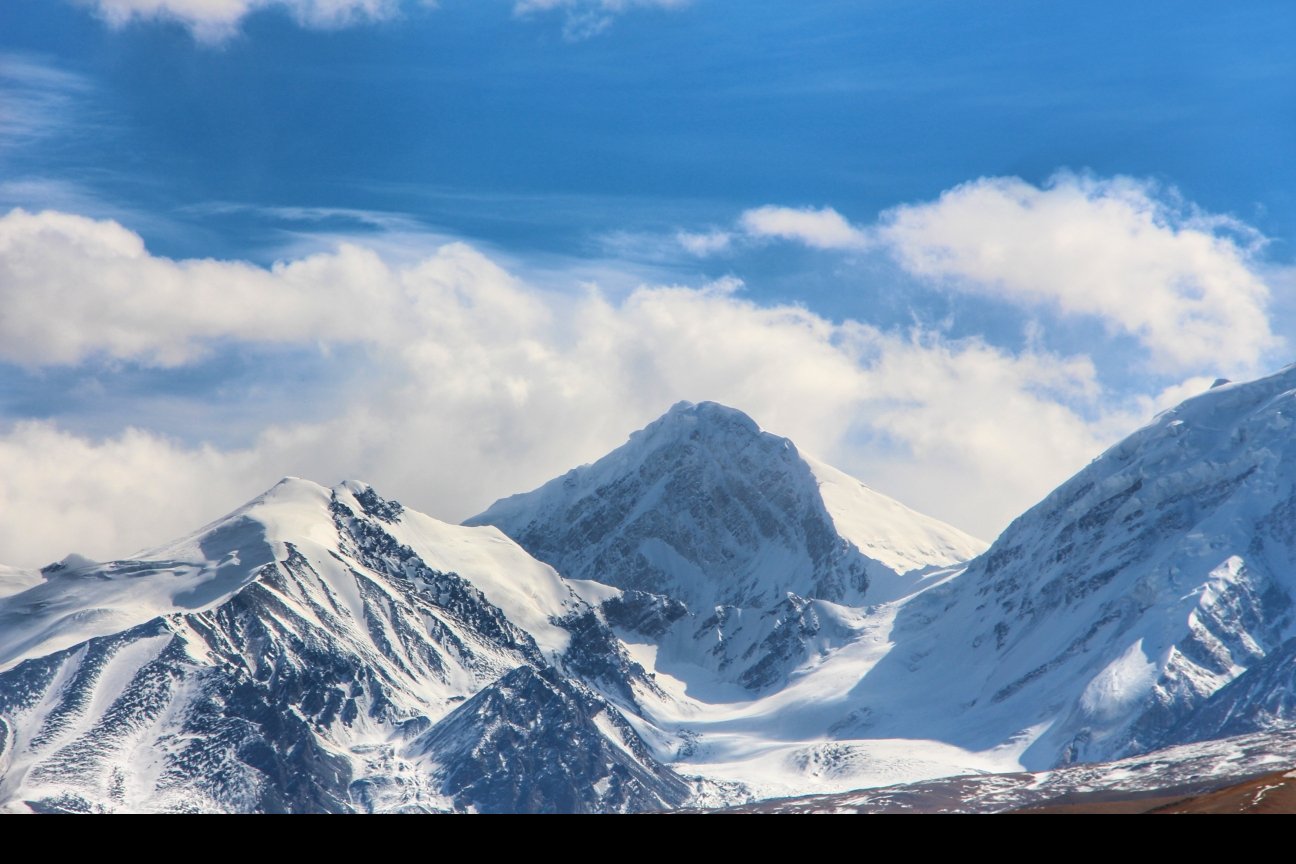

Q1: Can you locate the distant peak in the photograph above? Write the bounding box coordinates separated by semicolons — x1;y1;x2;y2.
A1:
270;476;327;493
39;552;97;575
211;477;335;525
334;480;404;523
642;400;764;440
664;399;752;420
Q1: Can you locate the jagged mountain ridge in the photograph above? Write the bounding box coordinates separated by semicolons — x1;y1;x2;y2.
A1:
0;479;683;813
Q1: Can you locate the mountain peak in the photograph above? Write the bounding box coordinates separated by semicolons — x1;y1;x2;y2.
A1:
662;399;758;424
469;401;867;607
468;401;984;695
630;400;770;451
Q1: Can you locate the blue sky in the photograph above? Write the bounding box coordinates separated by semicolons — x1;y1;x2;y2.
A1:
1;0;1294;564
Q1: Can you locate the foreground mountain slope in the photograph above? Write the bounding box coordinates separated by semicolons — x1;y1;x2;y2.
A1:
469;401;984;691
0;479;685;813
408;665;690;813
837;367;1296;768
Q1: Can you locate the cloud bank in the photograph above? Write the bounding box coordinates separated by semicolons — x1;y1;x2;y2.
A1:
0;206;1141;566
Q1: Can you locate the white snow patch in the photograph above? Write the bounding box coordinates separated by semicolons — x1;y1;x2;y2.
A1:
1080;639;1158;723
805;454;987;576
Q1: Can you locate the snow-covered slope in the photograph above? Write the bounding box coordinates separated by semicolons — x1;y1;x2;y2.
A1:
408;665;690;813
835;366;1296;769
468;401;984;691
803;454;984;582
473;382;1296;792
0;479;682;813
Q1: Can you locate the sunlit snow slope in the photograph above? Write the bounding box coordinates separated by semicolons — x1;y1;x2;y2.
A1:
833;367;1296;769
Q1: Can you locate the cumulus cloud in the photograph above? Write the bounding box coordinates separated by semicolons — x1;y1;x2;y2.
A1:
0;423;264;566
739;205;870;250
0;207;1139;566
877;174;1278;374
0;208;407;365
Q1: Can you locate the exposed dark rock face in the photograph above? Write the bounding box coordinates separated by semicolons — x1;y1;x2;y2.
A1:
410;665;690;814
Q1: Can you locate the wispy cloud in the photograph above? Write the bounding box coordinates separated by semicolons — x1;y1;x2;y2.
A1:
0;55;93;154
514;0;690;41
675;229;733;256
182;200;431;233
67;0;685;41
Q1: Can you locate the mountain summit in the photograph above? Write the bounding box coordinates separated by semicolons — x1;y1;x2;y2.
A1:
468;401;984;690
470;400;983;607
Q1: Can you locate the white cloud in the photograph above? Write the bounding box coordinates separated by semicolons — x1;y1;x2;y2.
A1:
877;174;1278;374
515;0;688;40
78;0;408;40
0;423;264;567
739;205;870;250
0;208;407;366
0;207;1143;566
70;0;682;40
676;229;733;256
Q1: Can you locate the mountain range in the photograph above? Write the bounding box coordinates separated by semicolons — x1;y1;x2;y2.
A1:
5;368;1296;812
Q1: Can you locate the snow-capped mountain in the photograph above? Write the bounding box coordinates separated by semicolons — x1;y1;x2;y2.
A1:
0;479;683;813
469;400;984;690
834;366;1296;769
9;371;1296;814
